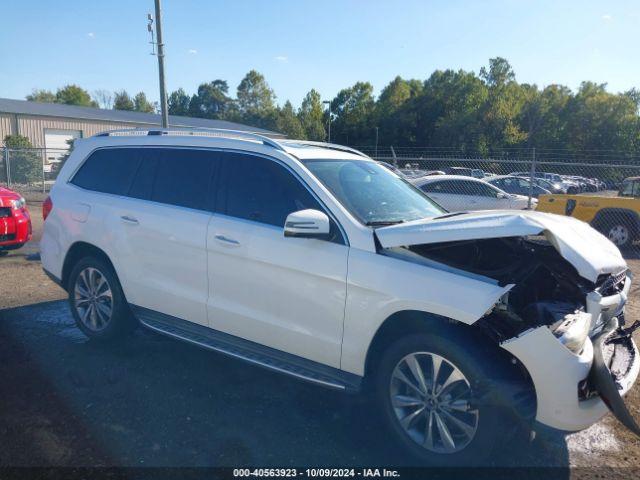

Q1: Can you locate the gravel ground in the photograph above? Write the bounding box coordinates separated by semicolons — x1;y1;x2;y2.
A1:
0;202;639;476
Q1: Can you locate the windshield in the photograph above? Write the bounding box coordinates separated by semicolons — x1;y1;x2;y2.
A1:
303;159;445;225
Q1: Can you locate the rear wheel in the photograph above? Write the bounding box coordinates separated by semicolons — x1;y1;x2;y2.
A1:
375;331;518;465
607;223;631;247
594;215;637;248
0;251;8;257
68;256;135;340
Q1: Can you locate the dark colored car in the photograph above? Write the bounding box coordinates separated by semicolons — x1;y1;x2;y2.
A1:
442;166;474;177
486;176;551;198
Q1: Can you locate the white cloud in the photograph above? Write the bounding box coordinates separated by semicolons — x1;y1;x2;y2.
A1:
274;55;288;63
188;49;198;54
87;32;95;38
602;14;613;22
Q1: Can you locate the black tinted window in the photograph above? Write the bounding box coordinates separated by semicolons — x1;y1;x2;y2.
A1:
151;149;216;210
421;180;458;194
72;149;140;195
128;153;158;200
222;153;321;227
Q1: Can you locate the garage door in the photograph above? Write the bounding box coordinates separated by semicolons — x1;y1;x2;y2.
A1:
44;129;82;163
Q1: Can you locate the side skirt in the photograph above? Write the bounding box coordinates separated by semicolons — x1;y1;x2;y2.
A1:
131;305;362;392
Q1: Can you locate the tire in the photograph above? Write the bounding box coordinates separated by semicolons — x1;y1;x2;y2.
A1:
67;256;136;341
595;216;636;248
0;250;8;257
374;329;520;466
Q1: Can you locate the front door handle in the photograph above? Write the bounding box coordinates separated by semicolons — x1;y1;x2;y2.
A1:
120;215;139;225
214;234;240;246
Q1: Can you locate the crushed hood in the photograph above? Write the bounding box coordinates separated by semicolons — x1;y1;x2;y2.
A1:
375;210;626;283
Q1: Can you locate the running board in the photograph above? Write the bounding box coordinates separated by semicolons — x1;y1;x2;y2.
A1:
131;305;362;392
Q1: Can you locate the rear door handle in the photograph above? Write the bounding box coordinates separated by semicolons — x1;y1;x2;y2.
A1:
120;215;139;225
214;234;240;246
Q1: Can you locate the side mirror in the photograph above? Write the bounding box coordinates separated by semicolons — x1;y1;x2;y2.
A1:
496;192;508;199
284;209;331;239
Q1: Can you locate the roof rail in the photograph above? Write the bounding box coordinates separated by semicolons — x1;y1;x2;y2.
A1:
278;140;369;158
93;127;285;152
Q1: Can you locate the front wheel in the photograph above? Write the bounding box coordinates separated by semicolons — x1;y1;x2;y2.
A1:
374;331;519;466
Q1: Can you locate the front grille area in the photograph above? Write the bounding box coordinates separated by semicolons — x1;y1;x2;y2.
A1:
597;269;628;296
0;234;16;242
0;207;11;218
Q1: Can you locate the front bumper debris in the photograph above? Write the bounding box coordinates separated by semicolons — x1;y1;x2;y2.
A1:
587;316;640;437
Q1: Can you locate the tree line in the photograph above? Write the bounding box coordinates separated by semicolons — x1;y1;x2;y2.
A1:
24;57;640;155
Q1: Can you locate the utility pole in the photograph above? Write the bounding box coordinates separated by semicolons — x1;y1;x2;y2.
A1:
375;126;379;159
154;0;169;127
527;147;536;209
323;100;331;142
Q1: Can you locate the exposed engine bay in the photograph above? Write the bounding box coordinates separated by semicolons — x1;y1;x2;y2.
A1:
393;236;595;340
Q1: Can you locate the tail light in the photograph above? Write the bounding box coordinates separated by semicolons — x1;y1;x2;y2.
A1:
43;196;53;221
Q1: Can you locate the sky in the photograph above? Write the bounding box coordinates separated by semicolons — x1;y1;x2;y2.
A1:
1;0;639;108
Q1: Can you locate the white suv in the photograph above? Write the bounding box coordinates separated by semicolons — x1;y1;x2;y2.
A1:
41;128;639;464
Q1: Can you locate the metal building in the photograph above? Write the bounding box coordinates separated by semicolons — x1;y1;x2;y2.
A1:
0;97;282;164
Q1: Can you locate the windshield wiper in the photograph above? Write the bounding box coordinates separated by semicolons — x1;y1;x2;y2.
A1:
365;220;405;227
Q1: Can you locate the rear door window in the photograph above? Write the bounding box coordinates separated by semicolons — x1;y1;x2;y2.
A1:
421;180;458;194
128;152;158;201
150;149;217;210
71;148;141;195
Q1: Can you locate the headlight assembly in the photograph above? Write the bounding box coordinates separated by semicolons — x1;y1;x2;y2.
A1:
551;310;592;354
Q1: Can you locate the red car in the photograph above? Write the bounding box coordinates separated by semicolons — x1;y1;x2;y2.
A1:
0;186;32;256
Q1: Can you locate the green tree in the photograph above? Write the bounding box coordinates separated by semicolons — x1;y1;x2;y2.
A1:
55;84;97;107
168;88;191;116
113;90;135;111
236;70;276;128
480;57;516;88
298;89;326;141
479;58;527;149
414;69;487;150
519;84;571;148
331;82;376;144
3;135;42;184
276;101;306;139
26;89;56;103
376;76;423;144
188;80;233;119
564;82;640;153
133;92;156;113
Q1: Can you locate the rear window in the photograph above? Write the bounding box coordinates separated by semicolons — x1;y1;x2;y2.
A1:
71;149;140;195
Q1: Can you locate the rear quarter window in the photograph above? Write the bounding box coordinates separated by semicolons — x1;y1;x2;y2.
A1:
71;149;141;195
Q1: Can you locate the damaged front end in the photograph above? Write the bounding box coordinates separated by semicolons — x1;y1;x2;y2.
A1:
376;211;640;435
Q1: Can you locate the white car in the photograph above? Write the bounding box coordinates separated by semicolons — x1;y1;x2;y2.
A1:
41;129;639;465
412;175;535;211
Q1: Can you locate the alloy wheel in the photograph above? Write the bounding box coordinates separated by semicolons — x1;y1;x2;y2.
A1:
74;267;113;331
389;352;479;454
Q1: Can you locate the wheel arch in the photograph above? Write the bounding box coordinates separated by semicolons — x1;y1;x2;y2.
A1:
363;309;537;420
591;208;640;230
61;241;117;291
365;310;487;379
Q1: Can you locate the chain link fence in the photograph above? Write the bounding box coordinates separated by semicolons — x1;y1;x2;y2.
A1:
355;145;640;256
3;143;640;256
1;147;68;197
